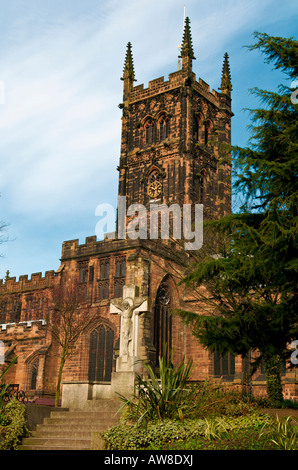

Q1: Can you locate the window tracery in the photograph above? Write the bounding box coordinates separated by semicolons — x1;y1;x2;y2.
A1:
204;119;213;145
144;118;154;145
158;115;169;142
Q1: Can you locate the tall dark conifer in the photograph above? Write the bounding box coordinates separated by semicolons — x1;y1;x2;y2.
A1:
179;33;298;406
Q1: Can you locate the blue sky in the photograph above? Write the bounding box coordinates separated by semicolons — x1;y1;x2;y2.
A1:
0;0;297;279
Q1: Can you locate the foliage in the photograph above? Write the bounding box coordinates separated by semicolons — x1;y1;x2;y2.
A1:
102;413;274;450
263;353;283;407
0;399;30;450
101;377;298;450
259;415;298;450
0;414;10;426
177;379;259;419
102;410;298;451
118;349;194;424
177;32;298;407
0;357;17;411
234;32;298;214
120;376;265;425
147;425;277;450
281;399;298;410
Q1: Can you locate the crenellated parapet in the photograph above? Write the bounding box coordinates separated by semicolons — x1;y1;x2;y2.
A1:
124;71;225;110
0;318;46;333
60;236;144;261
0;270;56;294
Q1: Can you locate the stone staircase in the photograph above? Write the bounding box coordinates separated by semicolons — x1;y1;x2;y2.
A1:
20;399;122;450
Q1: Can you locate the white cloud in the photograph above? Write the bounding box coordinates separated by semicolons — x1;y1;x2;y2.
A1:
0;15;123;218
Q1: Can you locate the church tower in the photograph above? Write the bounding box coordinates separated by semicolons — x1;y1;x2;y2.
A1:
117;17;233;228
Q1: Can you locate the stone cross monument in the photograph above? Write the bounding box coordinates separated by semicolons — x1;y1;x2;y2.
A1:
110;284;148;373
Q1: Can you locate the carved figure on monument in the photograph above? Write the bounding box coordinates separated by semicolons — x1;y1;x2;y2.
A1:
110;286;147;362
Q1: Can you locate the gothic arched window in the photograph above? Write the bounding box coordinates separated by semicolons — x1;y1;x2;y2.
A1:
153;282;172;366
100;259;110;280
88;324;114;382
98;281;109;300
199;168;206;204
204;119;213;145
114;257;126;298
158;115;169;142
144;118;154;145
30;359;39;390
194;113;203;141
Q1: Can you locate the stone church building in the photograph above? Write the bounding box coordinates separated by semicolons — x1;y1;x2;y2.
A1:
0;18;297;406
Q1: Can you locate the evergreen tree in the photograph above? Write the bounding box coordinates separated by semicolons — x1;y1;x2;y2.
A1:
179;33;298;406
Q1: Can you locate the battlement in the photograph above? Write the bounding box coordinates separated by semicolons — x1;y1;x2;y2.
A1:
61;235;142;261
0;270;55;294
0;319;46;332
61;235;104;259
129;70;223;109
129;71;183;103
193;78;222;106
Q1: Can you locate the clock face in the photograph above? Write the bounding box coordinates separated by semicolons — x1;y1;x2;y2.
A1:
148;171;162;199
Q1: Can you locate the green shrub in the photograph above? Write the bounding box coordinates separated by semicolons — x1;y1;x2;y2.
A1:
119;365;263;426
102;413;272;450
0;412;10;426
103;348;298;450
154;425;276;450
255;396;298;410
263;354;283;408
0;357;17;412
0;399;30;450
118;349;194;424
223;400;258;417
281;399;298;409
259;415;298;450
178;380;260;419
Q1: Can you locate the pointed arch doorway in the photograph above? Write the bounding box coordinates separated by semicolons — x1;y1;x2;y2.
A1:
153;281;172;366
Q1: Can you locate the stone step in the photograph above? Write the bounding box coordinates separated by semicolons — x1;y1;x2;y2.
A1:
32;430;97;439
21;399;122;450
44;417;117;426
21;437;91;448
48;410;119;419
20;443;90;451
35;422;118;436
84;399;122;411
